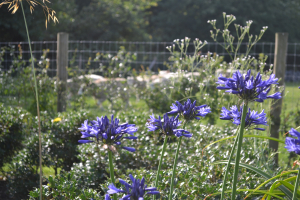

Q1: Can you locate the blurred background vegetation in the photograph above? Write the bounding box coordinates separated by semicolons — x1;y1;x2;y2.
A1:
1;0;300;42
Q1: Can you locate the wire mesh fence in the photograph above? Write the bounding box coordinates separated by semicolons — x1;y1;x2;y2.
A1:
1;40;300;81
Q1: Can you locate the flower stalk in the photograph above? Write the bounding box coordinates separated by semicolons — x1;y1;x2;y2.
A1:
169;122;187;200
108;150;117;200
231;102;248;200
20;2;43;200
220;127;240;200
153;135;168;200
292;167;300;200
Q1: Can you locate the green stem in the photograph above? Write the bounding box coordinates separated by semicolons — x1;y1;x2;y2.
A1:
153;135;168;200
20;2;43;200
108;150;117;200
231;102;248;200
169;122;187;200
292;167;300;200
220;127;240;200
96;143;102;168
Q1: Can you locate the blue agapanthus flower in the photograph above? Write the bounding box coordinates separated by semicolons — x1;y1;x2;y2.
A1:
217;69;281;102
167;99;211;121
147;114;192;137
220;105;268;131
78;115;138;152
285;128;300;155
106;174;159;200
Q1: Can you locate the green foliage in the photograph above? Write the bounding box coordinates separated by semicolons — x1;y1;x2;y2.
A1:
66;0;158;41
4;110;90;198
1;10;299;200
0;0;159;41
148;0;300;42
5;134;51;199
3;0;300;42
0;46;56;116
43;110;89;174
0;104;29;169
29;172;101;200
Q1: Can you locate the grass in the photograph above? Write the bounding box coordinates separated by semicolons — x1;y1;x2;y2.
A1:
278;83;300;167
39;167;61;178
283;82;300;112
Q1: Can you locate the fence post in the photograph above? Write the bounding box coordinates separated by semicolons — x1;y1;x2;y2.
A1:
269;33;288;165
57;32;69;112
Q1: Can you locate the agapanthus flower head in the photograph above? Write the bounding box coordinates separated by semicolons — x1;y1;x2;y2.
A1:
147;113;192;137
106;174;159;200
168;99;211;121
285;128;300;155
220;105;268;131
217;69;281;102
78;115;138;152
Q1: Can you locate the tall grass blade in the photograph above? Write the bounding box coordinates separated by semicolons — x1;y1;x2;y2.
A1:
20;2;43;200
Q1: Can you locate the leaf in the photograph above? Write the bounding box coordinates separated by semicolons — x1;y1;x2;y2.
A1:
267;177;299;200
202;135;285;154
244;170;297;199
213;160;294;200
204;189;284;200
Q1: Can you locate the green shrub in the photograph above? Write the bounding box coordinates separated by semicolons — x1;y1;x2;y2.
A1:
6;134;51;199
0;103;29;169
43;110;89;174
5;110;89;198
29;172;101;200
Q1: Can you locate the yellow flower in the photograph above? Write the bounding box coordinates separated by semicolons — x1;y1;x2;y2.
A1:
53;117;61;123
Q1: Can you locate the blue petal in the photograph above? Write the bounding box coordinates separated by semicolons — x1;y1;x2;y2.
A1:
105;194;111;200
145;187;158;191
146;191;160;195
254;128;265;131
107;183;125;194
123;136;138;140
78;140;94;143
122;147;136;152
289;128;300;139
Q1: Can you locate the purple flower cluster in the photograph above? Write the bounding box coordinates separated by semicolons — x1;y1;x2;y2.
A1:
168;99;211;121
78;115;138;152
285;128;300;155
147;114;192;138
105;174;159;200
220;105;268;131
217;69;281;102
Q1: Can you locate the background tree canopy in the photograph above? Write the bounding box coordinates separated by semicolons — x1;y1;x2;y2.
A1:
1;0;300;42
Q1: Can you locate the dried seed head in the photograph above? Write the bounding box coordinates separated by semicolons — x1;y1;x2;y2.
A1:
0;0;58;28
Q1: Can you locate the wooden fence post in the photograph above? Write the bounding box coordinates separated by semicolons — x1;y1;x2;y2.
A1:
269;33;288;165
57;32;69;112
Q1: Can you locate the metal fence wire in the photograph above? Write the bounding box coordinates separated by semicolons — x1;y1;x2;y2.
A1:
0;40;300;82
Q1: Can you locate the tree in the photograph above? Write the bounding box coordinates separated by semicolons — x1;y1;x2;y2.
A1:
0;0;158;41
147;0;300;42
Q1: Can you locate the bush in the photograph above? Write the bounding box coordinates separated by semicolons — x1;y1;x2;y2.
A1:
0;103;29;169
6;134;51;199
43;110;89;174
0;48;57;116
5;110;89;199
29;172;102;200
